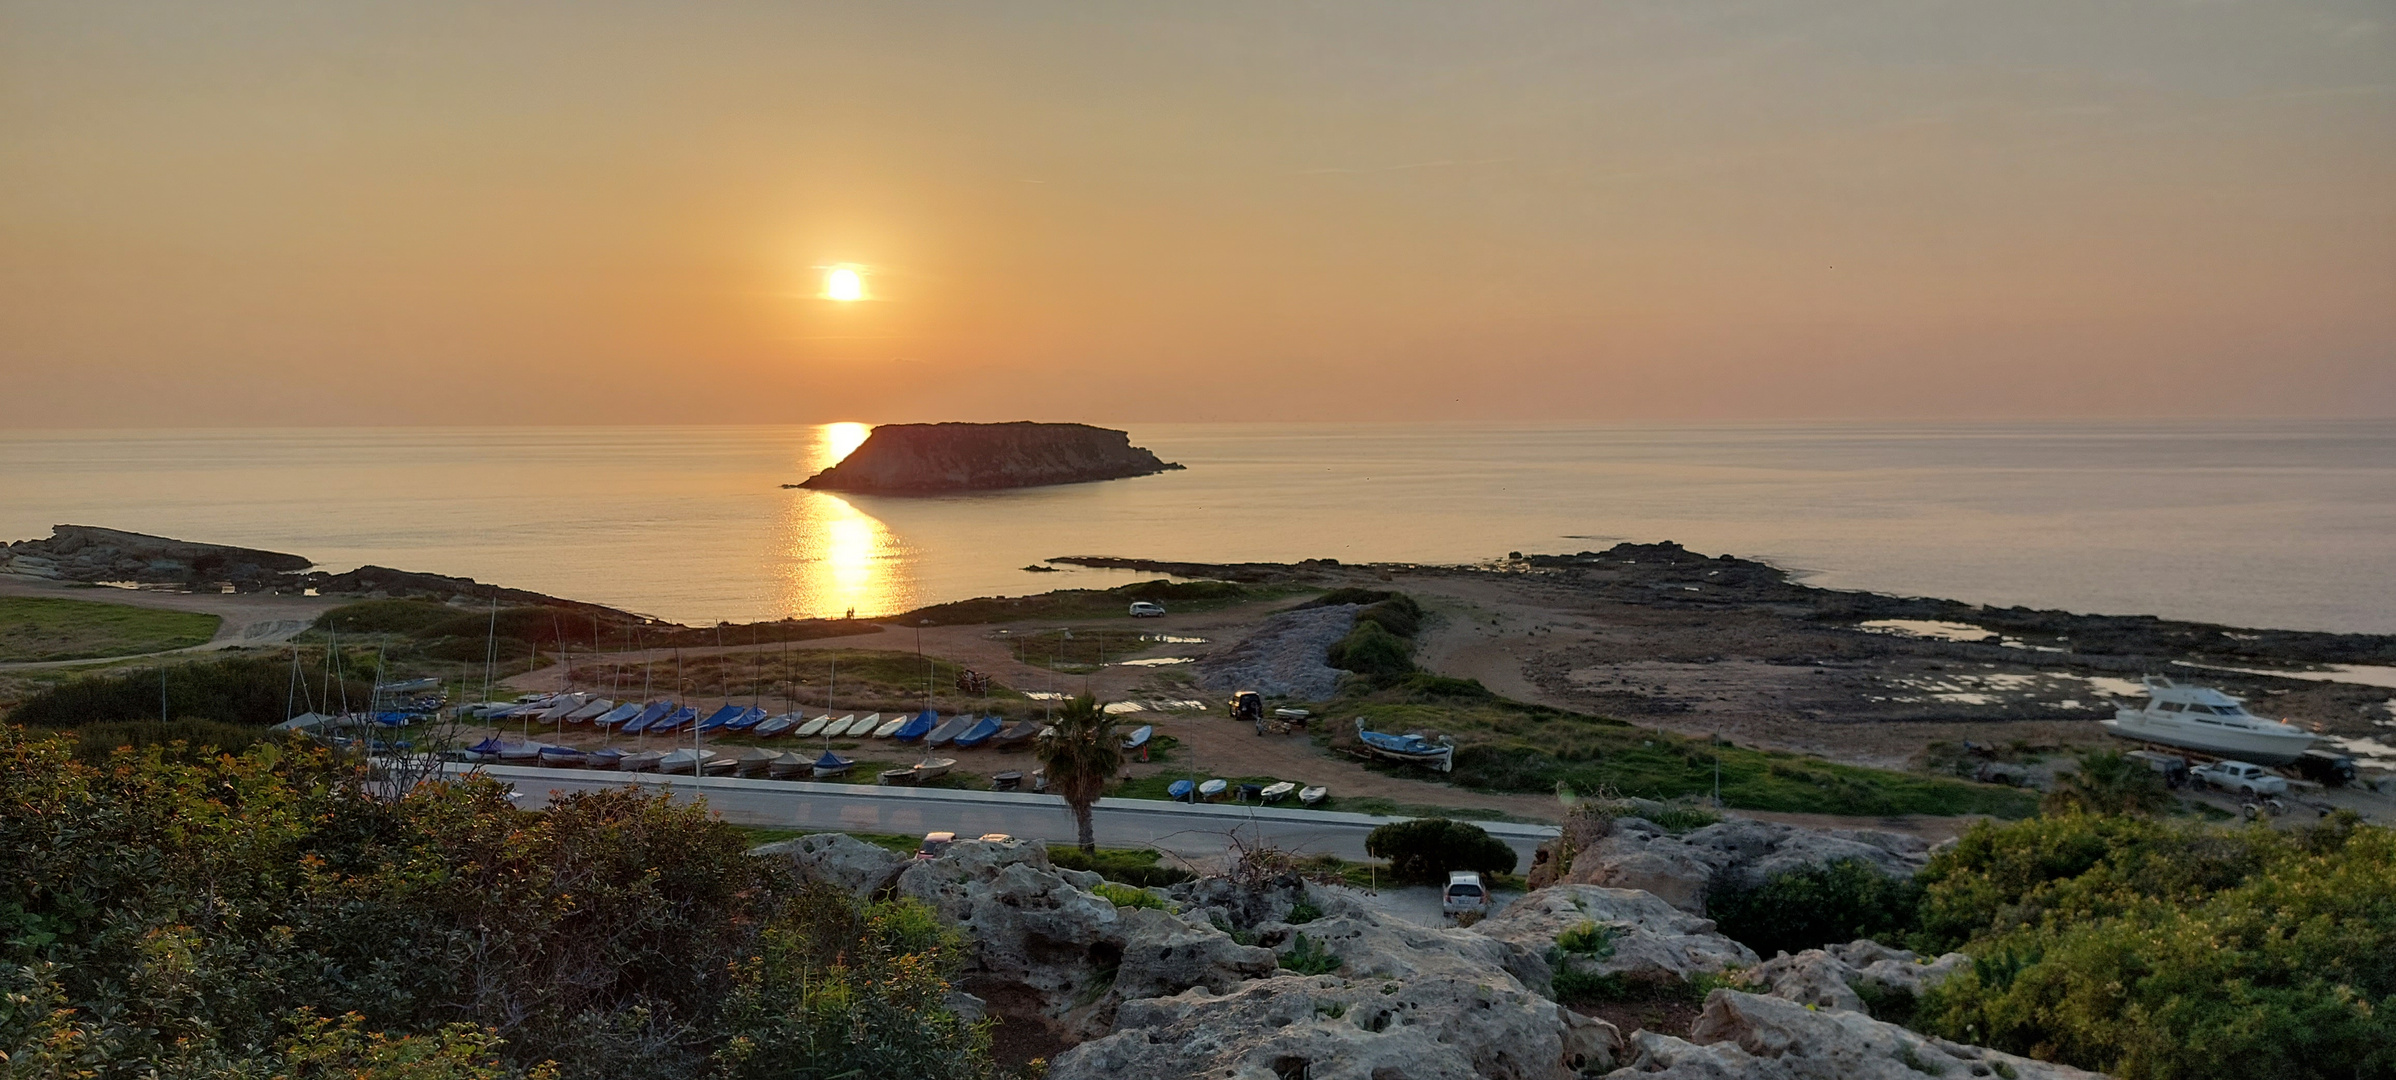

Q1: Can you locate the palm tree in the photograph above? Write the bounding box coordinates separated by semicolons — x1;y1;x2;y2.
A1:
2042;750;2172;817
1036;694;1122;853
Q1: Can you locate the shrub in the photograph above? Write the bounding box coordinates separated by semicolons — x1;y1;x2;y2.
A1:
1363;817;1518;884
2039;750;2172;817
65;718;287;763
1555;920;1619;957
7;654;372;729
1706;859;1922;959
1327;621;1414;678
1280;933;1341;976
1093;882;1166;910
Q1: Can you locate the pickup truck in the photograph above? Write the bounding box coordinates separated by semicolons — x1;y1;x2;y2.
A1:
2192;760;2288;796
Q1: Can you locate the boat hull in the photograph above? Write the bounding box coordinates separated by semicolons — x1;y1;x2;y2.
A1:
2100;717;2313;765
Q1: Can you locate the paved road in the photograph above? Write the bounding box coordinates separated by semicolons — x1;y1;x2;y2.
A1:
475;764;1558;866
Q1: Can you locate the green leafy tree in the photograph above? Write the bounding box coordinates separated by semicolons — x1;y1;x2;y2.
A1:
1363;818;1516;884
2040;750;2172;818
1035;695;1122;854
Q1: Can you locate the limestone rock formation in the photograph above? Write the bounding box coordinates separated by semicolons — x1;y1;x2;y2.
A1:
1535;812;1931;914
891;838;1275;1030
1476;885;1759;992
795;422;1183;494
750;831;908;899
1608;990;2109;1079
1746;939;1970;1014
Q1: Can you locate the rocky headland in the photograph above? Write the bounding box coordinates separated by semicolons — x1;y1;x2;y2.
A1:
795;422;1183;494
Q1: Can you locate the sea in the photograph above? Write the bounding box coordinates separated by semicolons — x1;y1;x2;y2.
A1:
3;420;2392;636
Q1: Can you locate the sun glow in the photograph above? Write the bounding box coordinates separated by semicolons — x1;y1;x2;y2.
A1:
824;421;870;464
822;266;866;301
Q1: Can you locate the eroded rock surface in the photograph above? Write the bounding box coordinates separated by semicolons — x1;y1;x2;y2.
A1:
1608;989;2108;1079
750;831;907;899
1538;813;1931;914
1747;939;1970;1014
1477;885;1758;991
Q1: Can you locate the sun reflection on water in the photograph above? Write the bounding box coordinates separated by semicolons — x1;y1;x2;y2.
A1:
778;424;913;616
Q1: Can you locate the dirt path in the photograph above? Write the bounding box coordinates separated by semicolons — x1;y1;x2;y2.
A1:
0;576;340;670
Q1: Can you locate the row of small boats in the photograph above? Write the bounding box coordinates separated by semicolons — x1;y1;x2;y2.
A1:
1167;777;1328;806
461;738;867;779
472;694;1058;749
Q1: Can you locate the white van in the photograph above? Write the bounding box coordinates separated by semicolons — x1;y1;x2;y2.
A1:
1128;601;1167;618
1442;871;1489;917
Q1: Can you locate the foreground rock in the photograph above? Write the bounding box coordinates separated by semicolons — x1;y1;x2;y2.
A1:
1053;881;1619;1080
1477;885;1758;992
892;838;1275;1034
796;422;1183;494
1192;603;1359;700
751;831;909;898
1610;989;2108;1079
1533;812;1931;914
1746;939;1969;1014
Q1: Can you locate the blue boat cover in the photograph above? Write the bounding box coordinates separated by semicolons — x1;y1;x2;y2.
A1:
727;707;768;730
813;750;853;769
1168;779;1196;800
951;715;1003;747
622;701;672;734
697;705;745;731
653;706;697;733
467;737;503;754
892;710;937;741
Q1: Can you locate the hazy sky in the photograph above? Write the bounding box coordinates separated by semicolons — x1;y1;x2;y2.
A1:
3;1;2390;425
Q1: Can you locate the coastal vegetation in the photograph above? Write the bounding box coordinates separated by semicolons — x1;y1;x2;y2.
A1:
898;578;1272;626
7;652;371;729
0;724;1006;1079
0;595;219;662
1362;817;1518;884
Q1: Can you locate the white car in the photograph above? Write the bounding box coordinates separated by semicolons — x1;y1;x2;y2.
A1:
1442;871;1489;918
1128;601;1166;618
2192;760;2287;796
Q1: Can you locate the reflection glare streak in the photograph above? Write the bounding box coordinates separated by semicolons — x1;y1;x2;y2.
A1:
779;490;910;618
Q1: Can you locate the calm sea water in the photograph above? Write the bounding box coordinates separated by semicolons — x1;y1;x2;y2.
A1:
3;421;2391;634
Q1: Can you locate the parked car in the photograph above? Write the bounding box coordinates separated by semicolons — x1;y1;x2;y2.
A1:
1128;601;1166;618
2294;749;2358;787
915;831;957;859
2125;749;2190;788
2192;760;2287;796
1442;871;1489;918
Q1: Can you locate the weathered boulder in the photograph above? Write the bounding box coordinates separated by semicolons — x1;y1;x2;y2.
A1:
749;832;907;899
893;839;1273;1030
1747;940;1969;1014
1540;813;1930;914
1477;885;1758;992
1607;990;2108;1079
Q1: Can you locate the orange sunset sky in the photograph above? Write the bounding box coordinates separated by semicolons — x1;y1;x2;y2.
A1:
2;1;2390;426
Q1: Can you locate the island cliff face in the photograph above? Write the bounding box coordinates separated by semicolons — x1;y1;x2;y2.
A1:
796;422;1183;494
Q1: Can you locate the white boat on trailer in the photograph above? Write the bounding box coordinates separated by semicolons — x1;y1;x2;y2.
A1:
2101;676;2315;766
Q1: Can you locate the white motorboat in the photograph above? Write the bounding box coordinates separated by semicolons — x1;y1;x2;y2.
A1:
1259;781;1297;803
2101;676;2315;765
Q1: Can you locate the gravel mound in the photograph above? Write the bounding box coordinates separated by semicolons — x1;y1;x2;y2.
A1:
1192;604;1357;700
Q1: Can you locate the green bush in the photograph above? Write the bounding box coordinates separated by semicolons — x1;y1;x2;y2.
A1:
2040;750;2172;817
0;724;1001;1079
1912;815;2396;1079
1555;920;1619;957
1280;933;1341;976
65;719;288;763
1706;859;1922;959
1328;620;1415;678
1363;817;1518;884
6;654;373;729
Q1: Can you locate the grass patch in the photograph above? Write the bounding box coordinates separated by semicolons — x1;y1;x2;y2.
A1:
1093;882;1167;910
1279;932;1342;976
1333;695;2037;819
0;597;220;662
1049;846;1194;887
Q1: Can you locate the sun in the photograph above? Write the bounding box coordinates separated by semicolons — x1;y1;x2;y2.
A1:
823;266;866;302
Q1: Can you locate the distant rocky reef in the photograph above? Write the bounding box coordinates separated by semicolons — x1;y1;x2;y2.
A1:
0;525;310;589
794;422;1183;494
